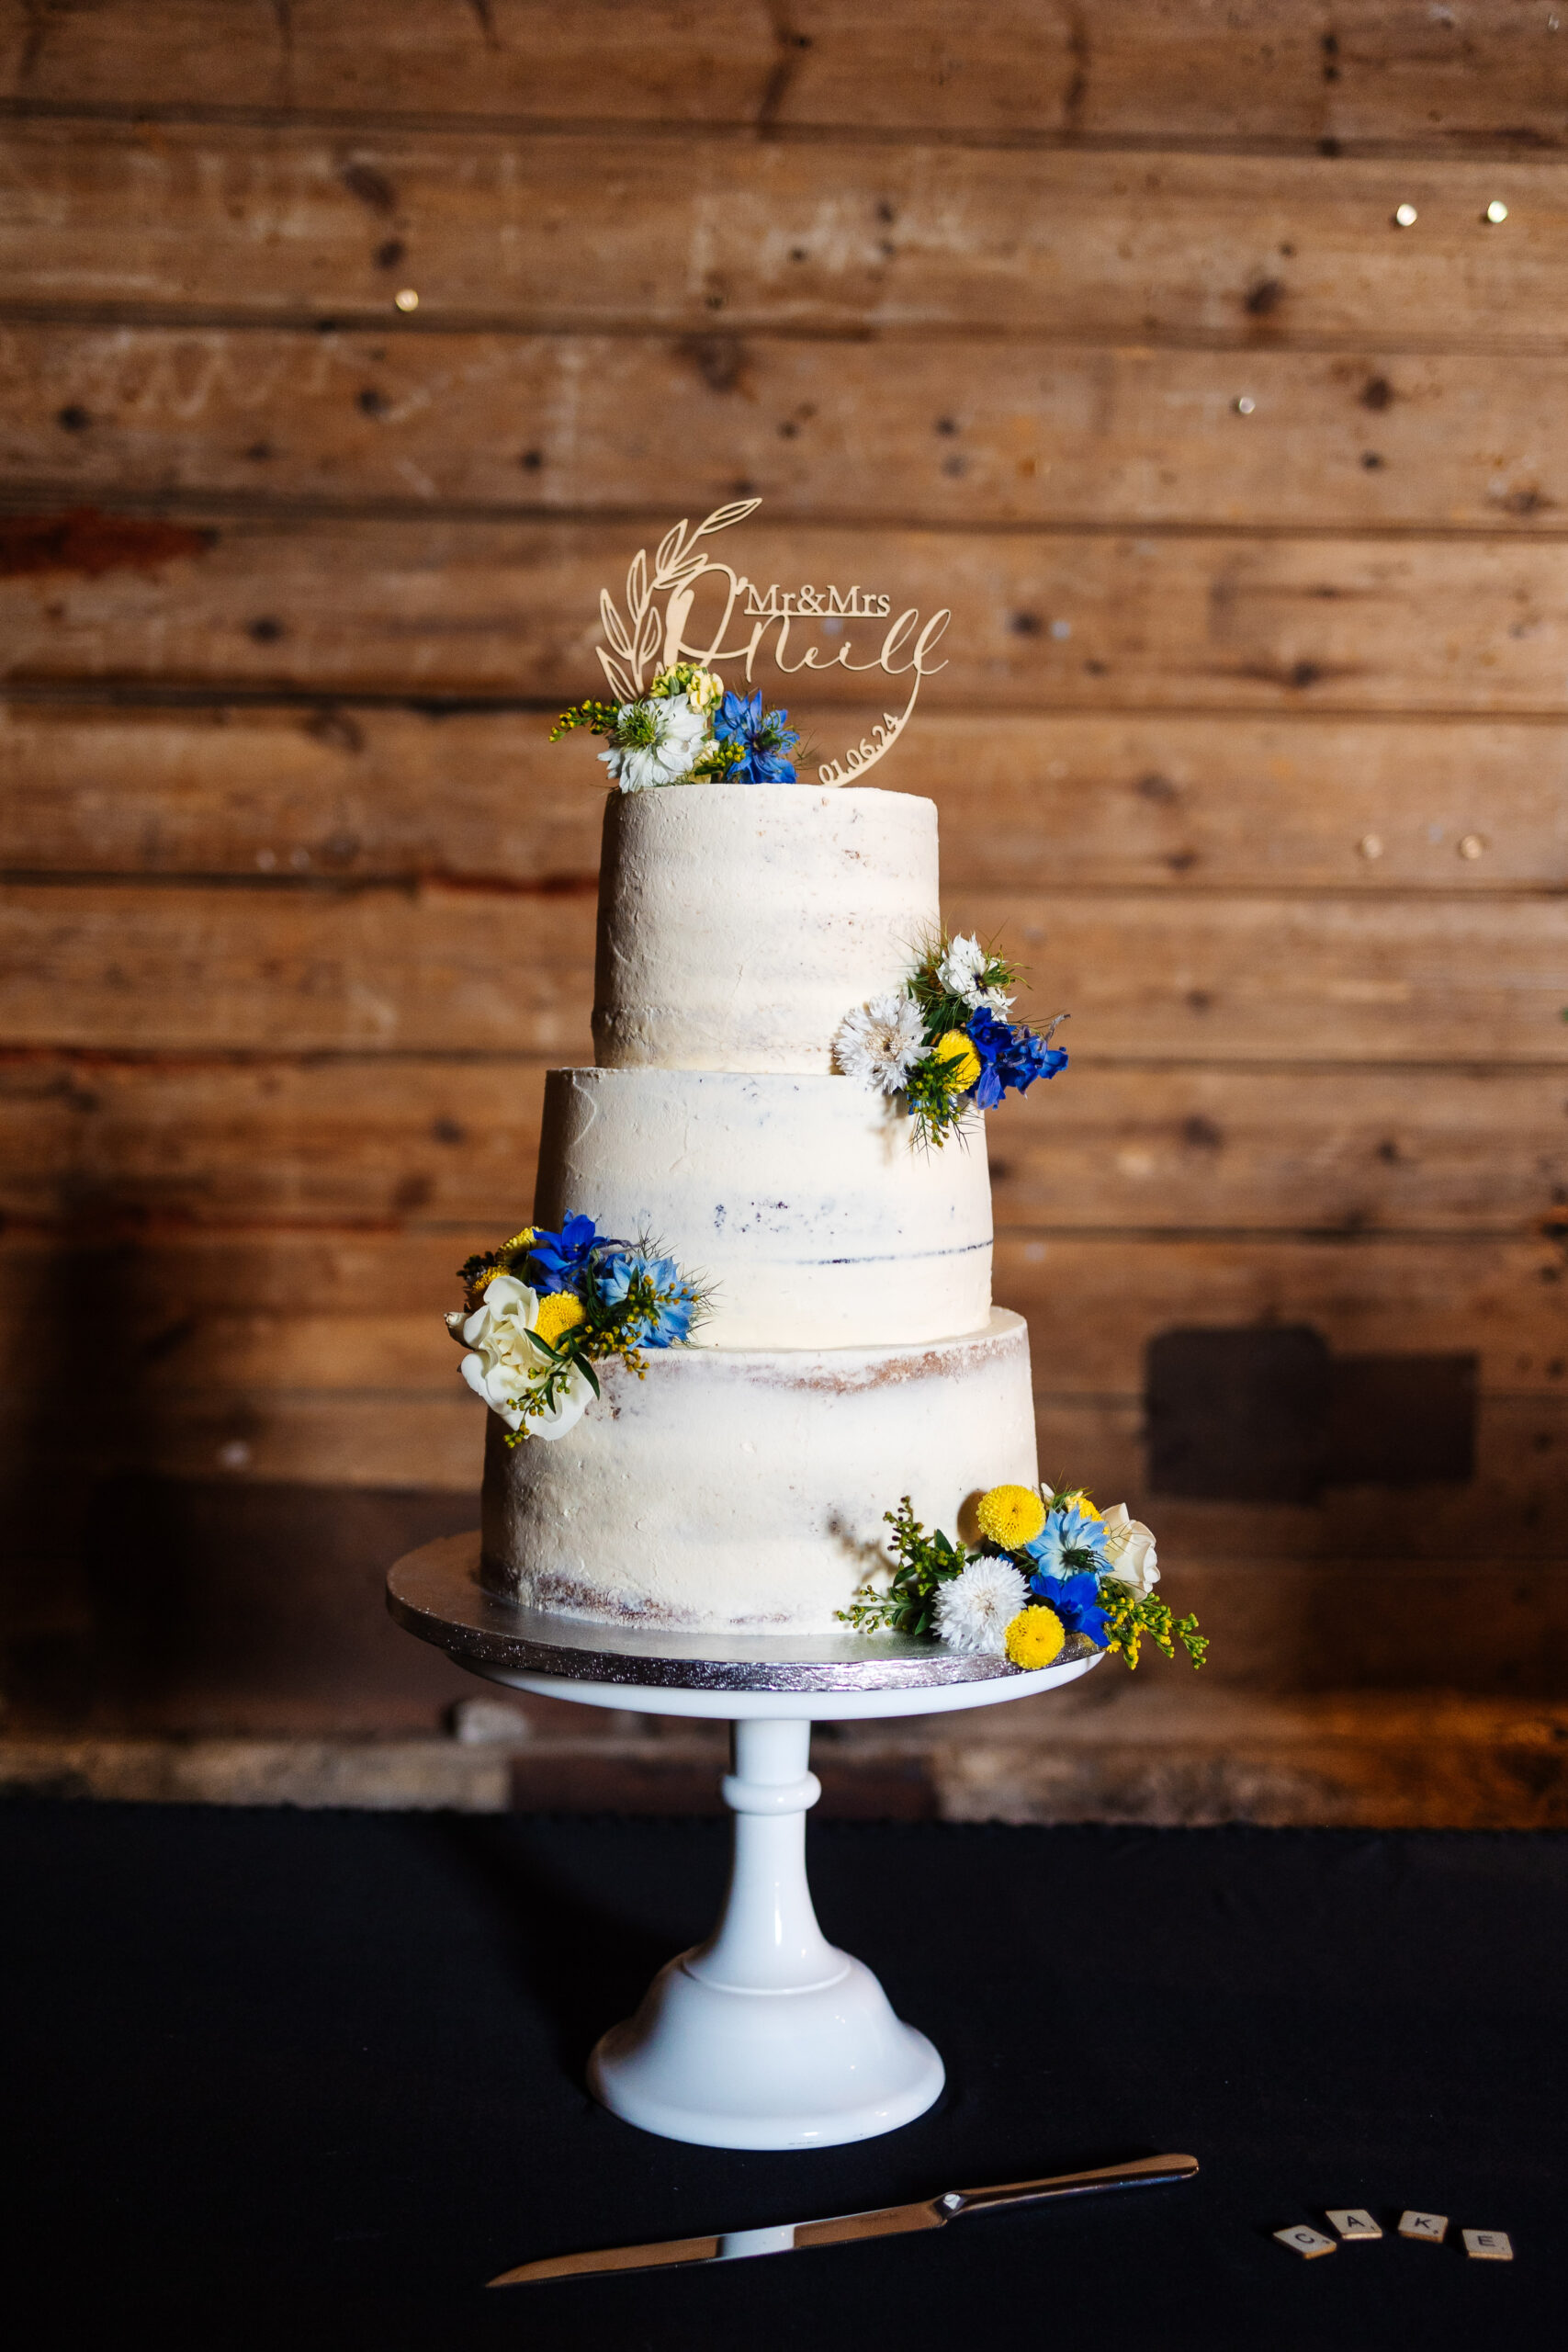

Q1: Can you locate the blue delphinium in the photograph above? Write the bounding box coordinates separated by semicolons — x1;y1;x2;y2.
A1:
964;1005;1068;1109
713;689;800;784
525;1215;600;1294
1029;1566;1111;1648
598;1250;700;1347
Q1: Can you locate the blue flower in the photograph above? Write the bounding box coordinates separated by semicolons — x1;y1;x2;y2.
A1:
1028;1567;1109;1648
964;1007;1068;1108
1023;1502;1109;1578
598;1250;699;1347
526;1214;600;1293
714;689;799;784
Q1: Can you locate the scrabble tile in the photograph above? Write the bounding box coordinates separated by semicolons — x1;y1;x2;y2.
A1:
1274;2226;1336;2259
1398;2211;1449;2245
1327;2209;1382;2241
1462;2230;1513;2262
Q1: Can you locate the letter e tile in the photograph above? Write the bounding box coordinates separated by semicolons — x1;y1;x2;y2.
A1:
1327;2209;1382;2240
1462;2230;1513;2261
1398;2211;1449;2244
1275;2226;1336;2259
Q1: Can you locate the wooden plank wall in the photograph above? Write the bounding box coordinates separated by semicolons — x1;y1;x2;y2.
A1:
2;1;1566;1822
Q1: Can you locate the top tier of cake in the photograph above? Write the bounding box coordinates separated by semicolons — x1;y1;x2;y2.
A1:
592;785;938;1074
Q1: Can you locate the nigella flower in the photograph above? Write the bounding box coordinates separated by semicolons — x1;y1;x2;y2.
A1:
933;1557;1029;1655
1027;1567;1109;1648
834;992;928;1093
713;689;800;783
599;696;707;791
1024;1501;1109;1578
598;1250;699;1346
526;1214;600;1293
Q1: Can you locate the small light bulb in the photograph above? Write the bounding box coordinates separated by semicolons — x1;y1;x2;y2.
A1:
394;288;420;311
1393;203;1418;228
1458;832;1485;860
1358;833;1383;861
1484;199;1509;224
1234;395;1256;415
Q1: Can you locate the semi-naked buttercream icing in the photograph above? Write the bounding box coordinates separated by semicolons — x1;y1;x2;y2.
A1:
481;1312;1038;1633
475;778;1043;1635
533;1065;992;1349
592;784;939;1072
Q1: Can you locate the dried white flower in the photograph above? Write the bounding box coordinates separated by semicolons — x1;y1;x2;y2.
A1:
1100;1503;1159;1596
834;991;927;1094
458;1274;592;1441
933;1557;1030;1655
599;697;707;792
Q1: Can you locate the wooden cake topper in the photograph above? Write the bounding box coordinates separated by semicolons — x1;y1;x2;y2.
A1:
593;499;950;786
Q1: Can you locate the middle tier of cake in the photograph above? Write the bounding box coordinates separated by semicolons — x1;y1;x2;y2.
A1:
533;1066;993;1349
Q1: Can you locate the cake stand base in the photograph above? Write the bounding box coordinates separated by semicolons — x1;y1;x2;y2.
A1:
388;1535;1099;2151
587;1718;942;2150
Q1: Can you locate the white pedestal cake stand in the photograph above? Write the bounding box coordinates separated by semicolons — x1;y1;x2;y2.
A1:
389;1532;1100;2153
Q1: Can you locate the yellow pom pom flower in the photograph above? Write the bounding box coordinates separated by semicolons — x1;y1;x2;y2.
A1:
1005;1606;1066;1670
533;1292;587;1350
933;1030;982;1091
976;1484;1047;1550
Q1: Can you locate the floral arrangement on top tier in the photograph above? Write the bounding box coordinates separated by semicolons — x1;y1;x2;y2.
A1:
447;1217;708;1444
552;662;803;794
839;1483;1207;1675
835;931;1068;1147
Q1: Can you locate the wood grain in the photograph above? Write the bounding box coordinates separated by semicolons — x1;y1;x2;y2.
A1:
6;704;1563;890
6;516;1567;714
3;879;1563;1059
4;1054;1562;1235
4;3;1564;151
6;325;1566;534
4;120;1566;347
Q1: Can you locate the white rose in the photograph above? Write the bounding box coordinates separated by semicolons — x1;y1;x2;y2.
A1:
1100;1502;1159;1595
458;1274;592;1442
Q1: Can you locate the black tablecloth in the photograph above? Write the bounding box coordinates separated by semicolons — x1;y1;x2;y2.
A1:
7;1802;1563;2350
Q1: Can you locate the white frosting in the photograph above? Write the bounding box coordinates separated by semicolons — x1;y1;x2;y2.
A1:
534;1067;992;1348
479;1310;1038;1634
592;785;939;1072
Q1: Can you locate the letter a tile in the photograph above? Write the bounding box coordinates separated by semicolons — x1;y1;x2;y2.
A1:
1327;2209;1382;2241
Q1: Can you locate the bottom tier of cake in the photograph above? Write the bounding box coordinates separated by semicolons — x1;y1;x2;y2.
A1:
479;1309;1038;1634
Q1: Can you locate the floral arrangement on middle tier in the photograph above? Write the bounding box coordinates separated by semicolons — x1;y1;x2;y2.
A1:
836;931;1068;1147
551;662;802;792
839;1483;1207;1675
448;1217;708;1444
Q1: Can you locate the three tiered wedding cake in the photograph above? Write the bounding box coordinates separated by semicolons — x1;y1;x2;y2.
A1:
479;782;1040;1634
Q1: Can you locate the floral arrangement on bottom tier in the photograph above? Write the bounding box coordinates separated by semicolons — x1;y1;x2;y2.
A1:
836;931;1067;1148
838;1483;1207;1673
447;1216;708;1444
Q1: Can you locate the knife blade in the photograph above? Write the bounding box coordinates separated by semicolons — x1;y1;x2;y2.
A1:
487;2151;1199;2287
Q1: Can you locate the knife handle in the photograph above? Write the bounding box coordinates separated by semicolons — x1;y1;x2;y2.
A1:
945;2154;1199;2217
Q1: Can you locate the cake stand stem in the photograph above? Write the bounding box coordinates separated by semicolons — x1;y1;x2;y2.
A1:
586;1715;944;2151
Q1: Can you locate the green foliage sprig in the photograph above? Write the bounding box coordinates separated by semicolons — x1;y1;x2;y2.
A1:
549;698;619;741
1100;1583;1208;1671
837;1497;968;1636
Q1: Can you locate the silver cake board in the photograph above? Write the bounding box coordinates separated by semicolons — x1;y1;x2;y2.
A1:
387;1532;1101;2151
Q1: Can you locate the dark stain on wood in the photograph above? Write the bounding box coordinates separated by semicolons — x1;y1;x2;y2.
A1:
0;508;212;580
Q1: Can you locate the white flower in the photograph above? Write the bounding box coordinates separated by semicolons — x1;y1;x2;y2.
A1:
933;1557;1030;1655
936;932;988;1003
458;1274;592;1442
1100;1502;1159;1595
834;991;927;1094
599;697;707;792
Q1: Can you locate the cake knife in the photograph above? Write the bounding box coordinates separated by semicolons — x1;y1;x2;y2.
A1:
488;2152;1198;2286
